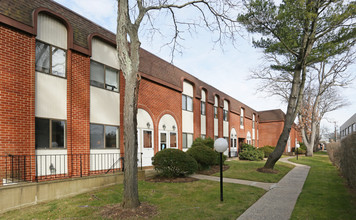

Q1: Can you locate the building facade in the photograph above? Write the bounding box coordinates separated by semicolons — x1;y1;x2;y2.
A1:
0;0;300;184
340;113;356;140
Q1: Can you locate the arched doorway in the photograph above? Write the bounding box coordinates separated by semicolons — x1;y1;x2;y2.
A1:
158;114;178;151
230;128;238;157
137;109;154;167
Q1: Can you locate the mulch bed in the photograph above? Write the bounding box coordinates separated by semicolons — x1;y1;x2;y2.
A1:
100;202;158;219
256;167;279;174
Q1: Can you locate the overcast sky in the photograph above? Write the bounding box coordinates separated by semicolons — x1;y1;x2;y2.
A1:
54;0;356;133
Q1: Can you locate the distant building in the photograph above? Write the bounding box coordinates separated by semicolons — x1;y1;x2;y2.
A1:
340;113;356;139
258;109;302;153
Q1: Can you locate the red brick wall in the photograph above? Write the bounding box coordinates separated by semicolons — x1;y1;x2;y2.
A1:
259;121;283;148
206;102;214;138
193;97;201;139
0;25;35;155
138;79;182;152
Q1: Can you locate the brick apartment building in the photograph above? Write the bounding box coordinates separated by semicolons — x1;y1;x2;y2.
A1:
0;0;301;184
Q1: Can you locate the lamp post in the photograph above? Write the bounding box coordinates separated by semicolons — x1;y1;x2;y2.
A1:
296;142;300;160
214;138;228;202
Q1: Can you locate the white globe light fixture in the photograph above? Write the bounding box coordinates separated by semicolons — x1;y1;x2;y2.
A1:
214;138;228;153
214;138;228;202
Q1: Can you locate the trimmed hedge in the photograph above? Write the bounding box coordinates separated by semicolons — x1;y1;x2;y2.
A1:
191;137;227;166
258;145;275;158
239;143;264;161
152;149;198;178
187;144;217;170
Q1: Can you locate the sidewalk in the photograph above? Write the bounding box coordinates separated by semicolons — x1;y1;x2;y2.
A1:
191;157;310;220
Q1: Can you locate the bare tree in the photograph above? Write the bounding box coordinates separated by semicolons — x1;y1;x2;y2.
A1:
252;51;355;157
116;0;240;209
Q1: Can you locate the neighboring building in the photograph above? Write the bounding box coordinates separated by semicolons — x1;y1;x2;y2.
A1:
0;0;299;184
340;113;356;139
258;109;302;152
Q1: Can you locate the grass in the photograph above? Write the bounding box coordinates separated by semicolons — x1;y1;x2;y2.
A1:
290;152;356;220
213;160;294;183
0;180;265;219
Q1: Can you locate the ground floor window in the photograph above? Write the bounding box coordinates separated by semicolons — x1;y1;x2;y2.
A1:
90;124;119;149
143;130;153;148
170;132;177;148
201;134;206;139
182;133;193;149
35;117;66;149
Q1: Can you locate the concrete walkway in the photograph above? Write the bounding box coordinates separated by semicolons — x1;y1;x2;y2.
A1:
237;157;310;220
191;157;310;220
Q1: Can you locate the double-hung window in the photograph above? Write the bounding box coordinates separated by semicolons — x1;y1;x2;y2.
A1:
90;60;119;92
240;108;244;128
182;133;193;149
182;94;193;111
143;130;153;148
201;101;206;115
90;124;119;149
35;41;66;77
35;118;66;149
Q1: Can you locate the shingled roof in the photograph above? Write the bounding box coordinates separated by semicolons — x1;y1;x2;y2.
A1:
0;0;258;117
258;109;286;122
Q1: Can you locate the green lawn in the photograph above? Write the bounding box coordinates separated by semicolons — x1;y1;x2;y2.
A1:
0;180;265;219
290;152;356;220
214;160;294;183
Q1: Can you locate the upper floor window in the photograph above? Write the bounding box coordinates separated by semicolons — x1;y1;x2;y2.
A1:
240;108;244;128
201;101;206;115
35;41;66;78
214;107;218;119
35;117;66;149
223;110;228;121
90;60;119;92
182;94;193;111
253;114;256;129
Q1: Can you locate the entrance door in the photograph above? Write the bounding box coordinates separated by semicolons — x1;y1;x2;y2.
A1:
159;131;168;151
238;138;245;155
138;129;154;167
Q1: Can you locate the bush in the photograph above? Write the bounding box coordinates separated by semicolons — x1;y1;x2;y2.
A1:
191;137;227;166
340;133;356;189
187;144;217;170
258;145;275;158
327;141;342;168
191;137;214;149
152;149;198;178
295;148;306;155
299;142;307;151
239;143;264;161
239;148;264;161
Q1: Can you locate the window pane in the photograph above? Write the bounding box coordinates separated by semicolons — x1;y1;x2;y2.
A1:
105;126;117;148
143;130;152;148
223;110;228;121
182;133;187;149
214;107;218;118
90;61;105;88
105;67;118;91
35;118;49;149
52;47;66;77
187;134;193;148
182;95;187;110
35;42;50;73
90;124;104;149
187;96;193;111
170;132;177;148
201;101;205;115
52;120;65;148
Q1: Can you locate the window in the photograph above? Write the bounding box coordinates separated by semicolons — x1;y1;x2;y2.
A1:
214;107;218;118
36;41;66;77
90;60;119;92
214;136;218;141
201;134;206;139
182;133;193;149
35;118;66;149
253;114;256;129
201;101;206;115
90;124;119;149
143;130;153;148
240;108;244;128
223;110;228;121
182;94;193;111
170;132;177;148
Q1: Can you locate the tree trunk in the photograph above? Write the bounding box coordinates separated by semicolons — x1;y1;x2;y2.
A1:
122;73;140;209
